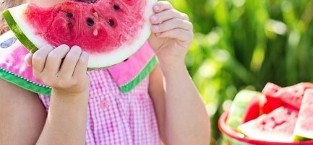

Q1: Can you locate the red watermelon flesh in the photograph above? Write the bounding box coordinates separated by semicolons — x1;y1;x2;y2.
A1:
262;83;283;113
25;1;144;53
275;88;303;110
3;0;155;68
262;83;313;113
238;107;298;142
226;90;265;129
242;94;265;123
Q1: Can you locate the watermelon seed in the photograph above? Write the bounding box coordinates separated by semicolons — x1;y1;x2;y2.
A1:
93;29;99;36
287;111;292;115
108;19;115;27
66;13;73;18
261;121;266;126
87;18;95;26
93;12;99;18
75;0;97;3
113;4;120;10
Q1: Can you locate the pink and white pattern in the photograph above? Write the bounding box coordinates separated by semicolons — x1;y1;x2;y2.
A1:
39;69;160;145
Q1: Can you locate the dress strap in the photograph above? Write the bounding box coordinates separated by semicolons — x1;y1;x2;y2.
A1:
0;31;51;95
107;42;157;93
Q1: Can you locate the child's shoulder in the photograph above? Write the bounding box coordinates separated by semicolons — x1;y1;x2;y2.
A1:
0;31;52;95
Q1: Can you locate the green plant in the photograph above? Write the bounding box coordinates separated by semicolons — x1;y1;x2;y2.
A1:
169;0;313;144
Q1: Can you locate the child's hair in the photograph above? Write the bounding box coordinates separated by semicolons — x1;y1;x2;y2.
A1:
0;0;24;35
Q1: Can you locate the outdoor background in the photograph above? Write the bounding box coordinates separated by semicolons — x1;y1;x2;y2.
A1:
168;0;313;144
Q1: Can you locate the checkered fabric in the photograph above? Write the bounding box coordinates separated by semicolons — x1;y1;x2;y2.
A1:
39;69;160;145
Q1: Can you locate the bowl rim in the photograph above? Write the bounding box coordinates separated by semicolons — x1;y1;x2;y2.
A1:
218;111;313;145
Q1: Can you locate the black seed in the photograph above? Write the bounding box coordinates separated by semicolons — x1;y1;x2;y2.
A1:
108;19;115;27
87;18;95;26
75;0;97;3
66;12;73;18
0;37;17;48
113;4;120;10
123;58;128;62
287;111;292;115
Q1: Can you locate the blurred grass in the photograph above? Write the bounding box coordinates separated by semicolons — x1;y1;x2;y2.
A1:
168;0;313;144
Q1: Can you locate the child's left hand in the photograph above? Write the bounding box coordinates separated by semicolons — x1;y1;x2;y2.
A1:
148;1;193;67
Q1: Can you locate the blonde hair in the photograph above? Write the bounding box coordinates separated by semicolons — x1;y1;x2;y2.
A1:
0;0;24;35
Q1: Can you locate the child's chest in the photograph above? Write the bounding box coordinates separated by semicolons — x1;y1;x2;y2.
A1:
87;69;150;99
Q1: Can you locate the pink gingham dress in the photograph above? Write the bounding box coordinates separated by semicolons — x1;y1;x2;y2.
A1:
0;31;160;145
39;69;160;145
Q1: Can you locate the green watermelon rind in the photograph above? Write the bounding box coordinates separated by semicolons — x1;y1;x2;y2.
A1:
293;124;313;141
226;90;262;129
2;10;38;53
293;134;311;142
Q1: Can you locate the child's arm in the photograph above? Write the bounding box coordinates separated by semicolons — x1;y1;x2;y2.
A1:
26;44;90;145
149;65;210;145
0;79;46;145
148;1;210;145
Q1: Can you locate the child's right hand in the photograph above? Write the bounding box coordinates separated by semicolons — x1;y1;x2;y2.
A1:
25;44;90;97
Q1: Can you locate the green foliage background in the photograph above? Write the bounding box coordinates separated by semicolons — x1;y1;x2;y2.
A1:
168;0;313;144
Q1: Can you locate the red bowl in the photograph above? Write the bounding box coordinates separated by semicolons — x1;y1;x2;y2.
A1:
218;112;313;145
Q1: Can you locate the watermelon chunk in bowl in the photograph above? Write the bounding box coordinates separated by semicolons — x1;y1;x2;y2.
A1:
219;111;313;145
219;82;313;145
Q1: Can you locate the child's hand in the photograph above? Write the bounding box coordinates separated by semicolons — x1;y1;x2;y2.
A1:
148;1;193;67
25;44;89;96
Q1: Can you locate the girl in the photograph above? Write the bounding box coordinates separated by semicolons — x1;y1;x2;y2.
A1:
0;0;210;145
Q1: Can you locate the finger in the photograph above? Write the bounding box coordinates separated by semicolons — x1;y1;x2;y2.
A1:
150;9;189;24
24;53;33;67
152;18;193;33
32;45;54;77
157;28;193;42
73;51;89;80
58;46;82;78
153;1;173;13
43;44;70;76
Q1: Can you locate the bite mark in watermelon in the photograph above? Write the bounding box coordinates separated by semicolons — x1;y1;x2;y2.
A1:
238;107;298;143
293;89;313;141
2;0;156;68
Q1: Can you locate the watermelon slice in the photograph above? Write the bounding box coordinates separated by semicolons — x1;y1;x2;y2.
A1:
262;83;284;113
293;89;313;141
262;82;313;112
226;90;265;129
238;107;298;142
2;0;156;68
